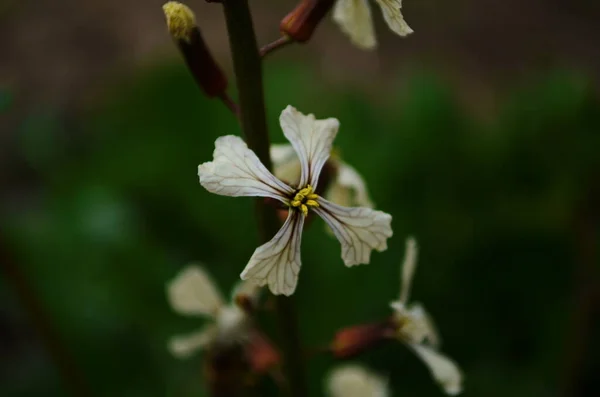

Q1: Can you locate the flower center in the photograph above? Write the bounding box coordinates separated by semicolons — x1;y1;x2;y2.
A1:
290;185;319;216
395;314;428;344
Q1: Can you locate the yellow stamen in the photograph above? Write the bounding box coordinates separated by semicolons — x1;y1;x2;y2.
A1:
290;185;319;215
305;199;319;207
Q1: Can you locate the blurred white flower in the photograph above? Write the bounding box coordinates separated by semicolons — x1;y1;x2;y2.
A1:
333;0;413;50
166;264;260;358
390;238;463;395
198;105;393;296
327;364;388;397
271;144;374;209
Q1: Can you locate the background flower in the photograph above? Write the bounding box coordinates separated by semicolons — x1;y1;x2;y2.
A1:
327;364;388;397
333;0;413;49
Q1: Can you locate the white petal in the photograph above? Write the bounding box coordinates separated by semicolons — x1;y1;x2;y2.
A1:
325;160;374;208
240;211;305;296
279;106;340;189
333;0;377;50
198;135;294;202
166;265;224;317
314;198;392;266
400;236;418;303
270;143;302;186
327;364;388;397
375;0;413;37
168;325;217;359
409;344;463;395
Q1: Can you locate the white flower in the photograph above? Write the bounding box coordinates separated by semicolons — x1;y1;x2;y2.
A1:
271;144;374;209
333;0;413;50
327;364;388;397
198;105;393;296
166;264;260;358
390;238;463;395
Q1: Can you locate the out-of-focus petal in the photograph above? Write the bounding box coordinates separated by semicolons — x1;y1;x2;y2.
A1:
240;211;305;296
279;106;340;189
400;237;418;303
325;160;374;208
333;0;377;50
167;265;224;317
198;135;294;202
327;364;388;397
271;143;302;186
375;0;413;37
409;344;463;395
314;198;392;266
168;325;217;359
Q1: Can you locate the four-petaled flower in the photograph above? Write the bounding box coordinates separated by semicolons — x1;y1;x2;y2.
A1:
198;105;393;296
390;238;463;395
166;264;260;358
333;0;413;50
327;364;388;397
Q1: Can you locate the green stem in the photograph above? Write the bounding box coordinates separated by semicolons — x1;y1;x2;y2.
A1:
221;0;270;168
221;2;307;397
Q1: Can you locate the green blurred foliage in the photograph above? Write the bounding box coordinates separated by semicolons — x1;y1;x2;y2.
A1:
2;62;599;397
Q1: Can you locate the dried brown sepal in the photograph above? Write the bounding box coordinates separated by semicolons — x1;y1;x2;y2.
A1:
163;2;227;97
330;320;394;358
280;0;335;43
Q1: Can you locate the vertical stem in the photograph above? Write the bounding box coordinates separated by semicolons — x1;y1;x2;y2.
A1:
0;236;92;397
221;0;270;168
560;181;599;397
221;1;307;396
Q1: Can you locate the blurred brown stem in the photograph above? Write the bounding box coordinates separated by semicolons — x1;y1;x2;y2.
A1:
260;36;292;58
0;235;92;397
221;1;307;396
218;92;241;119
560;180;599;397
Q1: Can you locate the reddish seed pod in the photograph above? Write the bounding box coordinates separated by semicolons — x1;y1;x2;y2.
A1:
280;0;335;43
331;321;393;358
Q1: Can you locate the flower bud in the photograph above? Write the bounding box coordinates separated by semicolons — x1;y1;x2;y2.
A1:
280;0;335;43
163;2;227;97
330;321;393;358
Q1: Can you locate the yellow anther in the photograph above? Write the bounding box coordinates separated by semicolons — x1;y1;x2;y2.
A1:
163;2;196;43
290;184;319;215
305;199;319;208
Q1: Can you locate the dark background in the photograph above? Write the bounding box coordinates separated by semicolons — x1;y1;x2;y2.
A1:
1;1;599;396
